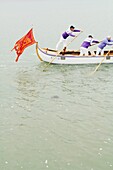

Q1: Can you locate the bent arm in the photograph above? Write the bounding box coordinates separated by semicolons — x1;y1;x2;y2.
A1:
107;40;113;45
73;29;81;32
68;33;75;37
107;42;113;45
92;40;99;44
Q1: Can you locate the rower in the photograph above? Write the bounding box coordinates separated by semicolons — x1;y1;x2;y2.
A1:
80;35;99;56
56;25;82;54
96;36;113;56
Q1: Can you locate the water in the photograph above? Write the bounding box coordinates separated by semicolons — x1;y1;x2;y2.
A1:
0;0;113;170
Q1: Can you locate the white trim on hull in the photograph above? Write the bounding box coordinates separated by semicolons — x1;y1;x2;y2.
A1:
37;45;113;65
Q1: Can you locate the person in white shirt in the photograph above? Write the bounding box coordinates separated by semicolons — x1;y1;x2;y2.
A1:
80;35;99;56
56;25;82;54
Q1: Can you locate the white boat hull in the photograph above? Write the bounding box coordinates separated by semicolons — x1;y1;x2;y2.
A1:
36;44;113;65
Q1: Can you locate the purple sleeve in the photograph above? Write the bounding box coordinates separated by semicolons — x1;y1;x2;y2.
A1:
74;29;81;32
92;40;99;43
106;40;113;45
107;42;113;45
105;39;113;45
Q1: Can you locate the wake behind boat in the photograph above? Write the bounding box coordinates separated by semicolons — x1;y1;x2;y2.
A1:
36;43;113;65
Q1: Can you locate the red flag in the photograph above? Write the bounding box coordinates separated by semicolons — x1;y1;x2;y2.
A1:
12;28;36;62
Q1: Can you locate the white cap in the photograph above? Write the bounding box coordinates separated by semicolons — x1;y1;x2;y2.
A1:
107;36;111;39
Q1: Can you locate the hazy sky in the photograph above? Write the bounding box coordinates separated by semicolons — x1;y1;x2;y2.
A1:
0;0;113;50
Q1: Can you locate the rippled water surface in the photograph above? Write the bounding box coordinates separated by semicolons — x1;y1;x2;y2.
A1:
0;0;113;170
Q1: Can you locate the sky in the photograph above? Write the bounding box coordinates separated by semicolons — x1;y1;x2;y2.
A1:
0;0;113;52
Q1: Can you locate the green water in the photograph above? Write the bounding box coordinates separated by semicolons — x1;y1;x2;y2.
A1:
0;0;113;170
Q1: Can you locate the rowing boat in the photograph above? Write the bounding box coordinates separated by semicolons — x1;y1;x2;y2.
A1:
36;43;113;64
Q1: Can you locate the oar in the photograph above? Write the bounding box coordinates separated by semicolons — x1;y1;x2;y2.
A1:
66;31;83;47
43;31;83;72
89;50;111;76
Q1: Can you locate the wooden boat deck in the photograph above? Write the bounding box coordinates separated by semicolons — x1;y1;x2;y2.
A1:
42;48;113;56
